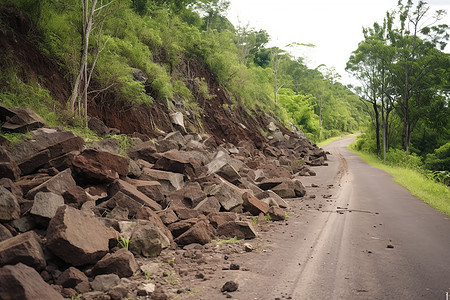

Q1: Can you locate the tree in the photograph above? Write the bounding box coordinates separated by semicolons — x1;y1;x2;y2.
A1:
68;0;114;126
347;17;396;159
388;0;449;151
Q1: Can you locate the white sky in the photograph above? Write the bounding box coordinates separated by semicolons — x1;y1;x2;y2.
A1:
226;0;450;85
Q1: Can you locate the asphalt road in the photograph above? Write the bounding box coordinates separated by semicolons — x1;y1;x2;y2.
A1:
233;137;450;300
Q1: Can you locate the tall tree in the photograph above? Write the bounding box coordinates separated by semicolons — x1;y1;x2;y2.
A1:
388;0;449;151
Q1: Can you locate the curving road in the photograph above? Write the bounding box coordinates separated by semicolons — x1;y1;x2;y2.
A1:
232;137;450;300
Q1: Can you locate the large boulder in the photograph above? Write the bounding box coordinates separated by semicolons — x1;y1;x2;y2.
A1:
25;168;76;199
0;148;20;180
56;266;89;290
216;221;257;240
139;168;185;195
92;248;138;278
174;220;214;246
0;186;20;221
72;149;129;184
0;105;45;133
108;179;161;211
208;182;244;212
129;221;171;257
0;263;64;300
30;192;65;221
165;182;206;210
156;131;186;153
0;231;46;270
206;151;241;182
242;192;269;216
154;149;207;180
127;140;158;163
46;205;115;266
125;178;165;203
10;128;84;175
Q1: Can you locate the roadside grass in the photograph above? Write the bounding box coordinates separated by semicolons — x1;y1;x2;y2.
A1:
349;148;450;216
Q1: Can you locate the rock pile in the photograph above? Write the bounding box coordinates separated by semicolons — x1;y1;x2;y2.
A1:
0;106;327;299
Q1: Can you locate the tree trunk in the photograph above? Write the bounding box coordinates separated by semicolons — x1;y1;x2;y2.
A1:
373;102;381;157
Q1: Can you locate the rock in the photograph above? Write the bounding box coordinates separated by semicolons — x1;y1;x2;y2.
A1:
30;192;65;221
157;209;178;225
165;182;206;209
88;117;109;136
63;186;90;208
108;179;161;212
139;168;185;195
0;224;13;242
0;263;64;300
268;206;286;221
9;216;36;233
0;186;20;221
293;179;306;197
174;220;214;246
208;182;244;212
243;243;253;252
91;274;120;292
125;178;164;203
221;280;239;293
127;140;158;163
108;286;129;300
156;131;186;153
91;138;120;154
267;122;278;132
10;128;84;175
0;105;45;133
255;190;288;208
0;135;10;147
56;267;89;289
26;168;76;199
72;149;129;184
206;151;241;182
15;174;51;195
92;248;138;278
170;112;186;133
129;221;170;257
242;192;269;216
46;205;114;266
208;212;238;228
217;221;257;240
137;282;155;295
194;196;221;213
46;151;78;171
0;231;46;270
128;159;142;178
154;149;206;180
0;148;20;180
0;178;23;199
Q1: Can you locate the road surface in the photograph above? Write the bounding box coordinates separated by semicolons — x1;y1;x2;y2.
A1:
232;137;450;299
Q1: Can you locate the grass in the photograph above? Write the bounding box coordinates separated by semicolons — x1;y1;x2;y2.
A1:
349;147;450;216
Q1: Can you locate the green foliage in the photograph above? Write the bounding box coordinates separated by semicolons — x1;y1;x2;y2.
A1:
107;134;134;157
117;236;130;250
384;149;423;169
425;142;450;172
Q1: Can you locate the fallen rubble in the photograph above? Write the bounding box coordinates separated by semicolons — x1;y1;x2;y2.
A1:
0;107;327;299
